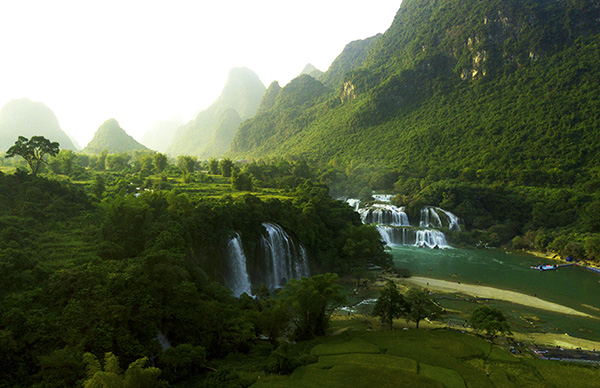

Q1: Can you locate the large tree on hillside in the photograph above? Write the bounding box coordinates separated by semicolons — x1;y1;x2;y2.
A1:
373;280;408;330
5;136;60;176
404;288;444;329
470;306;512;337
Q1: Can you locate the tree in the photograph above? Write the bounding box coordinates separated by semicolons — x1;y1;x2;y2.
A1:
50;149;77;175
373;280;407;330
470;306;512;337
153;153;168;173
106;153;131;171
404;288;443;329
220;158;234;177
5;136;60;176
157;344;206;383
280;273;345;340
177;155;196;173
82;352;165;388
340;224;392;273
92;174;106;199
208;158;219;175
231;170;253;191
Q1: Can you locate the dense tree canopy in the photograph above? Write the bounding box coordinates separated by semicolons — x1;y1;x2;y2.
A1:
279;273;345;340
5;135;60;176
470;306;512;337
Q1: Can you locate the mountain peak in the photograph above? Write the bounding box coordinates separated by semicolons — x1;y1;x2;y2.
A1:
83;119;148;154
167;67;266;157
0;98;76;151
299;64;323;79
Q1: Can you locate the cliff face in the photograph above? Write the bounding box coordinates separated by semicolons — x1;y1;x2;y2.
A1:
0;98;76;151
167;67;266;158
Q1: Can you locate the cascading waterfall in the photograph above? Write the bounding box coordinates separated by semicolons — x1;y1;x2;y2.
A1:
436;207;461;231
420;207;460;231
346;198;361;212
226;233;253;297
261;222;310;289
358;195;459;249
359;204;410;226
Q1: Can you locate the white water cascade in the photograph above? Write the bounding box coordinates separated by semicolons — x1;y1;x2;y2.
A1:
355;195;460;249
346;198;361;212
420;207;461;231
261;222;310;289
359;204;410;226
226;233;253;297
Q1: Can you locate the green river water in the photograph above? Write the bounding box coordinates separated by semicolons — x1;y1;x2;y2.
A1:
391;246;600;341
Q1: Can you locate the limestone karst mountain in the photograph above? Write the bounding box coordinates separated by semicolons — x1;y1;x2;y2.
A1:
0;98;76;151
229;0;600;186
83;119;149;154
167;67;266;158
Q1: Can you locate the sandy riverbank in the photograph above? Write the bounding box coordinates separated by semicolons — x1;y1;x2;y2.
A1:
400;276;595;318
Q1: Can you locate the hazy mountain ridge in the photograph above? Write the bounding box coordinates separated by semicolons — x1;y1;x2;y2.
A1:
83;119;149;154
229;0;600;184
0;98;76;151
141;116;183;153
167;67;266;158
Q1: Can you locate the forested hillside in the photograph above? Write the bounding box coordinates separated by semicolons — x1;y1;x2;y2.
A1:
228;0;600;256
231;0;600;180
0;158;390;387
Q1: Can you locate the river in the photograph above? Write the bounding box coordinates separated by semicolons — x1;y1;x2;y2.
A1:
391;246;600;341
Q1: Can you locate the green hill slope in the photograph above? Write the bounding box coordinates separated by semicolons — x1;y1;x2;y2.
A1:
83;118;149;154
229;0;600;187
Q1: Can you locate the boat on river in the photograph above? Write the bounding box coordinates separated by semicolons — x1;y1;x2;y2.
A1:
531;264;558;271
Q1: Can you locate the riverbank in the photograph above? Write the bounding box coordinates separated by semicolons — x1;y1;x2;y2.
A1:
523;249;600;274
400;276;595;318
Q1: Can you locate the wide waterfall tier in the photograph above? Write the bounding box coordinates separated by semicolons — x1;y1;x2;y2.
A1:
260;222;310;289
359;204;410;226
353;196;460;249
420;207;461;231
226;233;253;297
377;226;449;249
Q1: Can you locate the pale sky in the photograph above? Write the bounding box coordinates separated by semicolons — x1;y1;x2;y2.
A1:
0;1;400;148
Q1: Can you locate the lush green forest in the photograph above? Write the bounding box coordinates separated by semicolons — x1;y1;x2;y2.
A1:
3;0;600;385
3;149;600;387
0;148;395;387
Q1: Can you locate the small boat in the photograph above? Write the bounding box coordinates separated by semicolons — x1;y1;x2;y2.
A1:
531;264;558;271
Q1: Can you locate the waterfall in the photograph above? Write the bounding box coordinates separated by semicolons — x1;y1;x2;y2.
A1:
376;226;449;248
359;204;410;226
261;222;310;289
226;233;253;297
421;207;460;231
357;196;458;249
346;198;361;212
420;207;442;228
436;207;461;231
156;331;172;351
372;194;393;203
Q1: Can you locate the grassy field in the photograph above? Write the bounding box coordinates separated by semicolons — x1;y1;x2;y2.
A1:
249;322;600;388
